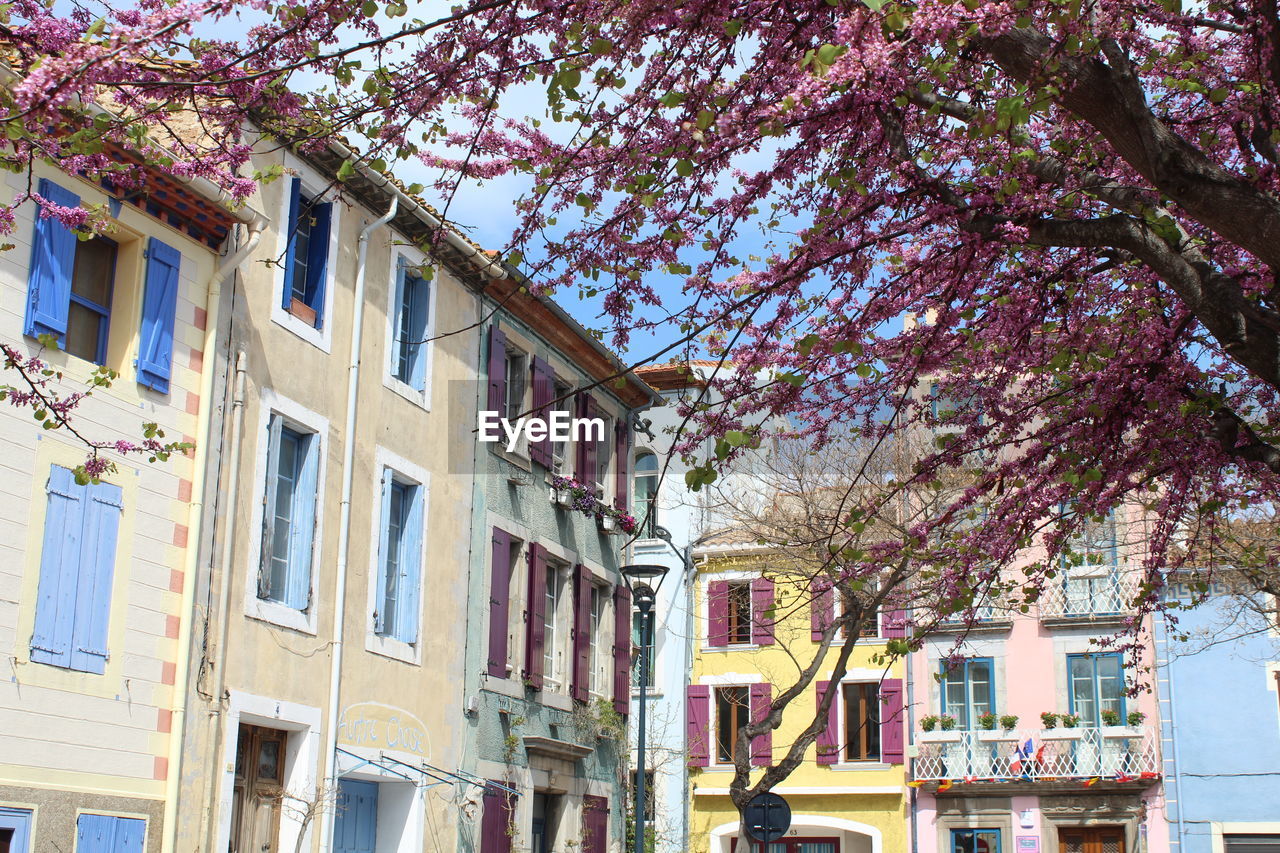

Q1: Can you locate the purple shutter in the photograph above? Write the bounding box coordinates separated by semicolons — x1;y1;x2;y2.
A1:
582;794;609;853
487;327;507;414
487;528;511;678
752;577;775;645
811;578;834;642
480;783;513;853
614;418;630;510
750;683;772;766
880;678;904;764
707;581;729;647
571;564;590;702
816;681;839;765
882;607;908;638
686;685;711;767
530;357;553;466
525;544;548;690
613;584;632;714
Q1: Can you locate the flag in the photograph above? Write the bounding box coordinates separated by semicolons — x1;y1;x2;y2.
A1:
1010;738;1034;776
906;780;926;788
1114;772;1135;783
963;775;977;784
937;779;954;791
1083;776;1101;787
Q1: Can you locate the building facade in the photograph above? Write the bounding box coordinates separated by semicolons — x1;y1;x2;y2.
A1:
0;158;249;852
686;545;910;853
459;277;659;853
1156;578;1280;853
172;143;505;853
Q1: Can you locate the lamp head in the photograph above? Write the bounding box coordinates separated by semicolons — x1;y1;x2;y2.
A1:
620;564;669;602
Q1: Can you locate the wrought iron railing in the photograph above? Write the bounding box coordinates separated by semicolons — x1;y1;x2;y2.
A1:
912;726;1159;782
1038;568;1143;619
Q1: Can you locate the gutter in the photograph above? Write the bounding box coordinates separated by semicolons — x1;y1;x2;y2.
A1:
163;211;266;853
317;194;399;853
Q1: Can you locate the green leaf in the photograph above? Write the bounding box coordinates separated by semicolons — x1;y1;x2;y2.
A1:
675;159;695;177
336;161;356;181
725;430;750;446
724;19;743;37
861;0;886;9
696;110;715;130
361;0;377;15
589;38;612;55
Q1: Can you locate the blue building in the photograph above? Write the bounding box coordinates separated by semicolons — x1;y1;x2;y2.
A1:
1156;578;1280;853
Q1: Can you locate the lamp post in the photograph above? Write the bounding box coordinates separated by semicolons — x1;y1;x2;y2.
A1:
620;563;668;853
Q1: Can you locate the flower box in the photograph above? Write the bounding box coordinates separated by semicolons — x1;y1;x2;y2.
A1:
1040;728;1082;741
549;487;574;507
1100;725;1144;739
916;730;962;744
976;729;1019;743
598;515;618;534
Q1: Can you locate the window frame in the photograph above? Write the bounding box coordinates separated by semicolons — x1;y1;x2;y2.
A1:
65;235;118;365
1066;651;1125;727
384;249;437;406
366;449;431;663
950;827;1001;853
726;582;753;646
841;681;883;763
713;684;751;766
632;450;660;539
270;160;339;352
542;557;569;693
631;610;656;690
0;806;34;853
939;657;995;730
244;391;328;635
587;581;608;701
549;377;574;475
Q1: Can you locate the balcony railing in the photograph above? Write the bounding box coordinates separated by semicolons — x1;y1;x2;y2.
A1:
912;726;1158;783
1038;568;1143;620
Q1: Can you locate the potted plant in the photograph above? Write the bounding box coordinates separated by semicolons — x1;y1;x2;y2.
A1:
1061;713;1081;728
977;712;997;730
920;715;939;733
597;513;618;533
918;714;961;743
1042;712;1082;740
1127;710;1147;728
1040;712;1058;729
999;715;1019;731
939;715;957;731
1100;709;1121;727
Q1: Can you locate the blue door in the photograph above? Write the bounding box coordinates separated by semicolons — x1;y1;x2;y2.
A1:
334;779;378;853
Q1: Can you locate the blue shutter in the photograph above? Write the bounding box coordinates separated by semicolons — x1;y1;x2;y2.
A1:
334;779;378;853
25;178;80;342
282;177;302;309
395;482;424;643
137;237;181;393
30;466;85;668
373;471;392;634
391;258;408;382
259;416;283;600
286;432;319;610
70;479;122;674
407;273;430;391
77;813;114;851
305;201;332;325
112;816;146;853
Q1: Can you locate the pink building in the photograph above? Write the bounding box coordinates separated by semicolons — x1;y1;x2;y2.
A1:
905;557;1167;853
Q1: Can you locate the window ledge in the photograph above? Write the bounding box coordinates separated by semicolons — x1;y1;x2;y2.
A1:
365;632;420;665
630;688;663;699
270;299;331;353
491;444;532;472
246;598;317;636
381;373;431;411
829;762;892;772
702;643;762;653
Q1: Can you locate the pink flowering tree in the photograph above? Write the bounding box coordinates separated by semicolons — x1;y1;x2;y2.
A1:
4;0;1280;818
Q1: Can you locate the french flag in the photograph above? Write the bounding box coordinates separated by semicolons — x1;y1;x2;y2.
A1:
1009;739;1034;777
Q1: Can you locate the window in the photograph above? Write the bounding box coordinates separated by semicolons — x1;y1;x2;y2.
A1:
1225;836;1280;853
75;814;145;852
727;582;752;644
631;611;655;688
630;769;655;823
550;380;573;472
530;793;558;853
588;584;606;698
715;686;749;764
0;807;33;853
842;682;882;762
544;562;565;689
1061;509;1122;615
65;236;117;364
1067;653;1124;727
282;178;332;328
951;828;1001;853
596;415;612;495
259;416;319;611
940;658;994;730
375;472;423;644
30;465;122;674
504;348;527;423
391;258;431;390
231;724;287;853
633;451;659;538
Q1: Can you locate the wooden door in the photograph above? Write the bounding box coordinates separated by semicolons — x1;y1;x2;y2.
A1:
230;724;287;853
1059;827;1126;853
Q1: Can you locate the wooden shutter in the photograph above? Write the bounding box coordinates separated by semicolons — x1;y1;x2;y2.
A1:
612;584;632;714
751;577;775;645
304;200;332;325
76;814;144;853
815;680;839;765
614;418;630;510
811;578;834;642
479;783;513;853
396;482;424;643
582;794;609;853
71;479;123;674
487;528;512;678
285;432;318;611
576;394;599;486
524;544;547;689
882;607;908;638
706;580;729;647
879;678;905;764
686;685;710;767
30;465;85;668
487;327;507;414
571;563;591;702
137;236;181;393
749;683;772;766
282;177;302;309
25;177;79;340
530;357;553;466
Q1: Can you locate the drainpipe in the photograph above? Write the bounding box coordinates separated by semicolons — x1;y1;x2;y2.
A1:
199;349;249;853
318;195;398;853
906;641;918;853
162;216;266;853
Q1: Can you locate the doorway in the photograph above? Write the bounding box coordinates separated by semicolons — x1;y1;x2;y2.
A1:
1059;827;1125;853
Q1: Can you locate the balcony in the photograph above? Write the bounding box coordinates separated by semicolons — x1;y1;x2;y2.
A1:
1037;568;1142;626
911;726;1159;791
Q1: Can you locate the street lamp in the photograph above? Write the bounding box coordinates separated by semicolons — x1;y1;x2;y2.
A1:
620;564;669;853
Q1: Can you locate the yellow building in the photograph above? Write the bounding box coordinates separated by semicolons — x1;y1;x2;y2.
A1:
688;546;908;853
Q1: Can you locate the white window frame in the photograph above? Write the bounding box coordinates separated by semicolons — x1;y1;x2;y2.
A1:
549;376;574;477
244;390;328;635
835;678;889;768
270;156;340;353
382;244;437;409
587;581;611;702
595;413;613;500
365;446;431;664
710;682;753;769
542;556;568;694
